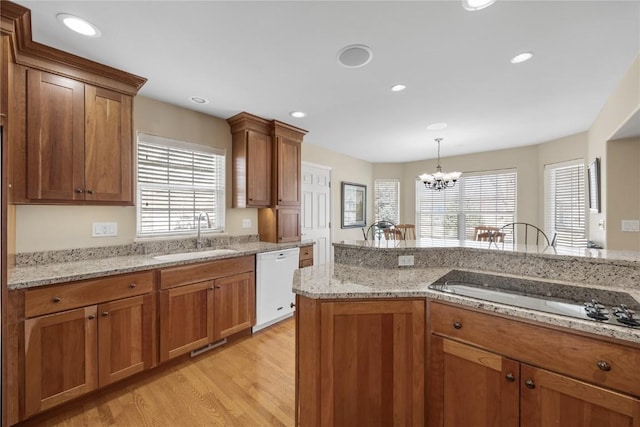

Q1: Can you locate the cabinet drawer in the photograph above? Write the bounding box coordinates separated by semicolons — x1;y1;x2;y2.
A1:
299;245;313;260
299;258;313;268
25;271;153;318
159;255;254;289
429;301;640;397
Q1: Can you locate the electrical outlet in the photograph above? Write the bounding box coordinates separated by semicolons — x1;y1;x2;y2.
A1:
92;222;118;237
242;218;252;229
621;220;640;232
398;255;414;266
598;219;605;231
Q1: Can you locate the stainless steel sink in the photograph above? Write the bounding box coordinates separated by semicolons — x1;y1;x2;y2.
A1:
429;270;640;327
153;248;238;262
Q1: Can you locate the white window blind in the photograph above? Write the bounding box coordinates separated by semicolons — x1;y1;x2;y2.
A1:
544;160;587;248
374;179;400;223
137;133;225;237
416;170;517;240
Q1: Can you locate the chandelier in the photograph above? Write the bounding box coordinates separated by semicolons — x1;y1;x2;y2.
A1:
419;138;461;191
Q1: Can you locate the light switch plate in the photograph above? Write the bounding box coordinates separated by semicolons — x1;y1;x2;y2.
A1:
92;222;118;237
621;220;640;232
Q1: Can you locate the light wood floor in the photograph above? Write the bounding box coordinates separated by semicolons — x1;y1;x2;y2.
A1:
32;319;296;427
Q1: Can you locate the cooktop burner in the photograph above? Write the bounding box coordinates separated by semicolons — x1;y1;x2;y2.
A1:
429;270;640;328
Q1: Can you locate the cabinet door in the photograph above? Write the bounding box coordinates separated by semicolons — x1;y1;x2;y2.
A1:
246;130;272;207
319;300;425;426
27;69;85;201
213;272;255;340
520;364;640;427
429;336;519;427
98;294;152;386
276;136;301;206
24;306;98;417
159;281;214;362
85;85;133;203
277;208;301;243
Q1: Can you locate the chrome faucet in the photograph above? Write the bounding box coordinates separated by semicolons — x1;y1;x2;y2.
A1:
196;211;211;249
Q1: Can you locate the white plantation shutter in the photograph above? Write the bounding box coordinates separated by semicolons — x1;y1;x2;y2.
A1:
416;169;516;240
462;171;517;242
137;133;225;236
374;179;400;223
544;160;587;247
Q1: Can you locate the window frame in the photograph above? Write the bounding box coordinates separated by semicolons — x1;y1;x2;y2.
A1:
374;178;400;224
136;132;226;238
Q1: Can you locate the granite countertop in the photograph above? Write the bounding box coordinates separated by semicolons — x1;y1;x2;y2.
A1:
335;239;640;267
293;263;640;344
9;240;313;289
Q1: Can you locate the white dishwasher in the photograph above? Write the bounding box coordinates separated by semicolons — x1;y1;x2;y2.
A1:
254;247;300;332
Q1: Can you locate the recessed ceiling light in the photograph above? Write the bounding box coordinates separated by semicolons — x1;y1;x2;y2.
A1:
511;52;534;64
391;84;407;92
427;122;448;131
56;13;101;37
337;44;373;68
290;111;307;118
189;96;209;104
462;0;496;11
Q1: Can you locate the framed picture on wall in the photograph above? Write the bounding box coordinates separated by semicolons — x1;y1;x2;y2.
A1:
341;182;366;228
588;158;601;213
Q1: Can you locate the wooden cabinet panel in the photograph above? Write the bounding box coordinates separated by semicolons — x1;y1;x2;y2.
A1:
277;208;301;243
276;136;301;206
25;271;153;317
520;365;640;427
98;294;152;386
213;272;255;340
299;245;313;268
430;301;640;397
304;299;425;426
159;281;214;362
27;69;84;201
245;130;272;207
429;336;519;427
24;306;98;417
159;255;254;290
85;86;133;203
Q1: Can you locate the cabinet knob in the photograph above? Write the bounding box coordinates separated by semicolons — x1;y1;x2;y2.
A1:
209;286;214;290
88;314;96;320
87;189;94;195
102;312;109;317
290;302;296;308
525;379;535;389
52;297;61;303
249;198;254;201
505;373;515;382
215;285;221;289
453;321;462;330
129;283;137;289
597;360;611;372
75;188;84;194
278;237;283;241
278;198;283;202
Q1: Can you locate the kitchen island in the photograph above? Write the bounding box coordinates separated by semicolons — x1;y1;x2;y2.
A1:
293;240;640;426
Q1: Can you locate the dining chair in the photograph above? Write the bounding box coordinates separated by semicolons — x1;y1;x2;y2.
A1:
499;222;555;247
363;221;397;241
396;224;417;240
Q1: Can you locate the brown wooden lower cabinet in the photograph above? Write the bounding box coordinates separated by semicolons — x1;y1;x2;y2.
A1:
428;301;640;427
24;294;153;418
159;271;256;361
296;296;425;426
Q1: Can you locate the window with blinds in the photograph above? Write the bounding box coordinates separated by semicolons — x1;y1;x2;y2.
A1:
374;179;400;223
415;170;517;240
137;133;225;237
544;160;587;248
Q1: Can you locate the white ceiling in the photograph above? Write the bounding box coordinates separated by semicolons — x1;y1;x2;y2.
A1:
15;1;640;163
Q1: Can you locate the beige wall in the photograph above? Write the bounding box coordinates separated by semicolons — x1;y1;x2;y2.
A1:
302;143;373;243
15;96;258;252
589;55;640;247
606;137;640;251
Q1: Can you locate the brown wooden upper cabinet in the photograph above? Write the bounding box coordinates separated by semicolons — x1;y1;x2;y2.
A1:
227;112;273;208
27;69;133;204
227;113;307;243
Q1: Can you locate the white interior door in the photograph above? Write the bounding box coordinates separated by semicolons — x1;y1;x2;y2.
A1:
301;162;332;265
